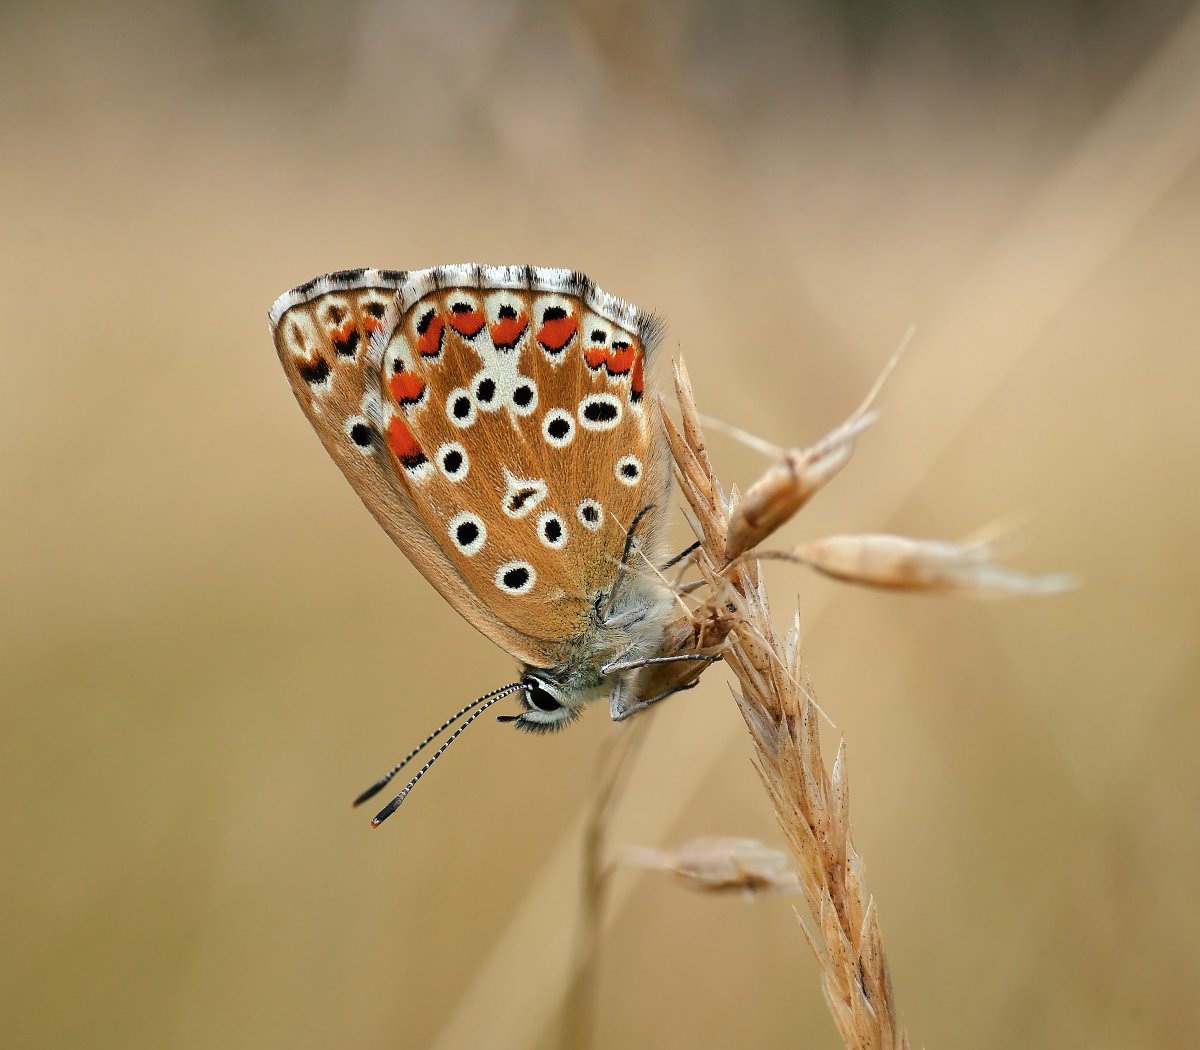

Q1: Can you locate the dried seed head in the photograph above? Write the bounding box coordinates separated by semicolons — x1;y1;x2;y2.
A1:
623;837;801;896
723;417;872;563
758;533;1077;596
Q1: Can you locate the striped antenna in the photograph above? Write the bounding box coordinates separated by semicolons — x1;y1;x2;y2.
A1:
352;682;523;809
366;683;527;827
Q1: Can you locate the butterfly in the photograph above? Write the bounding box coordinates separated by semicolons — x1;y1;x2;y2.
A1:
269;265;716;823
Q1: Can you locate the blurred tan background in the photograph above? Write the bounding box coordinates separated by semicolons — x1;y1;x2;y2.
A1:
3;0;1199;1047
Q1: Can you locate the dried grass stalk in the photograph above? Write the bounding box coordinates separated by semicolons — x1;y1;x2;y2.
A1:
726;591;908;1050
625;352;1065;1046
621;837;801;896
754;533;1077;596
649;357;911;1049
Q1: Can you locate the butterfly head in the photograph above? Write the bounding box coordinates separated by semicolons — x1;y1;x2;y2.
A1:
498;669;603;733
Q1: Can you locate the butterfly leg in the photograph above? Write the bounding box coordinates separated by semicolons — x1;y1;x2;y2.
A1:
601;652;722;676
601;603;649;631
611;680;699;722
604;503;657;621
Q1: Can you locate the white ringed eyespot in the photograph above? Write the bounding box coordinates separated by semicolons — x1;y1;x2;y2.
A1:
448;511;486;556
577;499;604;532
502;474;548;519
511;378;538;416
472;370;502;413
578;393;622;431
446;387;477;428
542;408;574;448
615;455;642;486
436;442;469;482
537;510;568;550
495;560;536;595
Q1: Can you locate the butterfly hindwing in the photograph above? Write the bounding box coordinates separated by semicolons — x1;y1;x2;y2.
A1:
270;266;669;669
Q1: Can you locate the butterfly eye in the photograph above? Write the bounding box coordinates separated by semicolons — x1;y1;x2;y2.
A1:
526;681;562;713
513;674;579;731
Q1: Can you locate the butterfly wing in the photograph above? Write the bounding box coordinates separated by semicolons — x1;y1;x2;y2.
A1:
270;266;669;670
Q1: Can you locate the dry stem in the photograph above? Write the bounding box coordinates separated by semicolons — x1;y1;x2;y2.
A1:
586;354;1065;1047
650;358;911;1049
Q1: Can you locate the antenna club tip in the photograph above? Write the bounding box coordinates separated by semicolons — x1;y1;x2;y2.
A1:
370;818;383;829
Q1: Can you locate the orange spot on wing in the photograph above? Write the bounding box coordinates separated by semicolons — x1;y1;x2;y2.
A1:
387;416;425;467
537;315;577;351
489;313;528;349
416;314;444;356
388;371;426;406
363;316;382;334
332;320;355;342
584;346;609;371
608;343;635;376
448;309;485;337
631;351;645;402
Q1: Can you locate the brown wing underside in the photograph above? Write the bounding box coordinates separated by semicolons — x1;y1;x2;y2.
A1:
272;275;669;668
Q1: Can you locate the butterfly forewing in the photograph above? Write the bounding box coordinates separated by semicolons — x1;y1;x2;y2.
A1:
270;266;669;670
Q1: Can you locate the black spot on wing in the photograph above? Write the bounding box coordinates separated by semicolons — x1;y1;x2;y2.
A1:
298;357;330;385
456;520;479;546
508;487;539;513
583;400;618;423
333;329;360;356
502;565;529;589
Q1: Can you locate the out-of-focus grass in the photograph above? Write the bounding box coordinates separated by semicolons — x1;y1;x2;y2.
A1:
2;2;1199;1048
